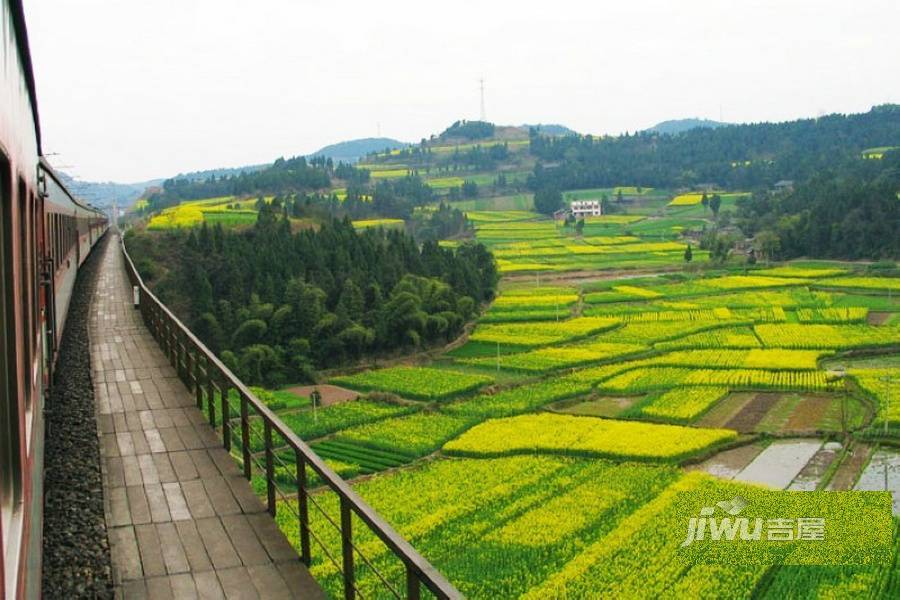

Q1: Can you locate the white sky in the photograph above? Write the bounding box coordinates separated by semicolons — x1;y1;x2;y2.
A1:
24;0;900;183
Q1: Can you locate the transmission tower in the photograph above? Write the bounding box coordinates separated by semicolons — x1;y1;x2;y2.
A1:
479;78;486;122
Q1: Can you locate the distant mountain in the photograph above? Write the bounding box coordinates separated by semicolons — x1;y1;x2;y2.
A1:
521;123;577;136
56;171;161;208
171;163;268;182
643;118;730;135
309;137;408;163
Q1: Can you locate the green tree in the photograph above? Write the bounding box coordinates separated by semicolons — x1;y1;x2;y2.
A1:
533;187;563;215
709;193;722;217
684;244;693;263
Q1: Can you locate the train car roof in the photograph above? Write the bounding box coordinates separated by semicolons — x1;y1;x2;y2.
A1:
39;157;107;217
9;0;42;154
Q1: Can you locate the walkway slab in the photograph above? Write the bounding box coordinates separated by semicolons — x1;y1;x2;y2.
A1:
90;235;324;599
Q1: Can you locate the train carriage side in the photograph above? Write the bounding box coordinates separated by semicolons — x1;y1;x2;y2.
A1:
1;1;47;598
39;162;83;365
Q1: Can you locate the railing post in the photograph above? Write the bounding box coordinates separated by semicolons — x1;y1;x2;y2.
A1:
264;420;276;517
207;372;216;427
221;383;231;452
406;566;421;600
178;332;187;383
240;393;251;480
295;450;311;566
168;322;176;366
195;355;204;410
341;496;355;600
185;344;194;393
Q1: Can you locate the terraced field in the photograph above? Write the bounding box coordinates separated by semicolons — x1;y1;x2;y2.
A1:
237;203;900;597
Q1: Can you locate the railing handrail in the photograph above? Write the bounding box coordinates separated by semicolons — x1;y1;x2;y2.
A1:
119;233;462;600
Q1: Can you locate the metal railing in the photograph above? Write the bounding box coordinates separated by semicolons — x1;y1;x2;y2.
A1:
119;235;461;600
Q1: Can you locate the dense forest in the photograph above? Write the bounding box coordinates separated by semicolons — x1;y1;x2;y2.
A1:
145;155;345;212
528;104;900;191
126;206;496;386
735;150;900;260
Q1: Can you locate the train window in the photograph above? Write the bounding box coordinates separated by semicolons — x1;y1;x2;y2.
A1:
31;197;39;358
18;181;32;382
1;156;23;556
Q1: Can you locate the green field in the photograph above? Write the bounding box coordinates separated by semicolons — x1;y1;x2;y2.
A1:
192;187;900;597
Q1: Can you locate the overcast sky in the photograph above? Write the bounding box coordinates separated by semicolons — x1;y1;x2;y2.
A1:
24;0;900;183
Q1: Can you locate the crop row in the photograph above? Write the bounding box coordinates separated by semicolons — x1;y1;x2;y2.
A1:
640;386;730;422
469;317;619;346
655;326;762;349
795;307;869;323
850;368;899;425
443;413;737;461
754;323;900;349
333;412;476;458
331;366;492;400
598;366;838;393
275;456;677;599
455;342;647;373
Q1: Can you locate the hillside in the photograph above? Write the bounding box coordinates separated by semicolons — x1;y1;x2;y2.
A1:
643;118;730;135
309;137;408;163
521;123;578;136
56;170;161;208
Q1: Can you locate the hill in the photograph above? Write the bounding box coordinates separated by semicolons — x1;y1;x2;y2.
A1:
643;118;730;135
56;170;161;208
521;123;577;136
309;137;408;163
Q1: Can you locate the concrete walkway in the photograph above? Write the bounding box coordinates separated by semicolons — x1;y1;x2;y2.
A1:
90;235;324;599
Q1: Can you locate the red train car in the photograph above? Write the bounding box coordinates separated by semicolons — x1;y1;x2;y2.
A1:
1;1;108;597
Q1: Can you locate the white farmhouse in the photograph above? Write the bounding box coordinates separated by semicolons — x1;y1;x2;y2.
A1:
570;199;602;218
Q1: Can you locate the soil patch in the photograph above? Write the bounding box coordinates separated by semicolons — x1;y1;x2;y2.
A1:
868;311;892;325
685;442;766;480
723;393;780;433
286;384;359;406
550;396;637;418
787;442;842;490
827;442;873;490
785;396;831;432
695;392;755;428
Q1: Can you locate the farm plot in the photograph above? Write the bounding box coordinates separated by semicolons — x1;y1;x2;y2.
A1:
733;439;823;489
755;266;848;279
754;323;900;349
277;399;416;443
444;375;595;419
455;341;647;373
443;413;737;461
597;366;837;393
468;317;619;347
815;276;900;292
464;210;537;222
331;366;492;400
655;326;762;349
851;369;899;425
795;307;869;323
639;386;730;422
277;456;679;599
597;321;733;345
329;412;476;461
351;218;404;229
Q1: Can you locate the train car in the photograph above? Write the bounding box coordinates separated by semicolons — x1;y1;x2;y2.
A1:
1;2;108;598
39;158;108;374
